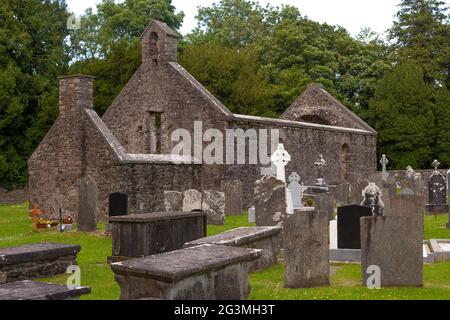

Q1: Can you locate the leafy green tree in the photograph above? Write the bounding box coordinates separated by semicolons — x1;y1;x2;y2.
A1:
433;86;450;166
0;0;70;190
179;44;275;116
368;62;435;169
389;0;450;86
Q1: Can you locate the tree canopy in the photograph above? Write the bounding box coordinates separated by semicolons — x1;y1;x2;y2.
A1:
0;0;449;189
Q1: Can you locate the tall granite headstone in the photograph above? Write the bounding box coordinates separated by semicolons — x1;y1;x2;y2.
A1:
254;176;286;227
221;180;243;216
284;209;329;288
287;172;302;209
361;215;423;287
337;205;372;249
78;176;97;232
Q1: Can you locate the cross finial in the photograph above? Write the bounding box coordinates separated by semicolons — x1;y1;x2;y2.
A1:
432;159;440;170
380;154;389;167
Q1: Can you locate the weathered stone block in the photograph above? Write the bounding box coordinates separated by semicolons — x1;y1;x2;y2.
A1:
0;243;80;283
0;280;90;300
184;226;281;271
314;193;335;220
202;190;225;225
164;191;183;212
361;216;423;287
109;211;206;262
254;176;286;227
284;210;329;288
221;180;243;216
111;244;261;300
182;189;202;212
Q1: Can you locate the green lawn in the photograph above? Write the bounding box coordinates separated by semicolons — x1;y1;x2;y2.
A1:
1;204;449;300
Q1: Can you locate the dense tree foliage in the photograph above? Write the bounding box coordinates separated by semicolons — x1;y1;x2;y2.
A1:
0;0;448;189
368;62;435;169
0;0;69;190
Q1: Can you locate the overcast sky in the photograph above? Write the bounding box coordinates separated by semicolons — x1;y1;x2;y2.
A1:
66;0;406;37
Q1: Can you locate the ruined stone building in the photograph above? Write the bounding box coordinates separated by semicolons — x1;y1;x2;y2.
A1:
28;20;377;220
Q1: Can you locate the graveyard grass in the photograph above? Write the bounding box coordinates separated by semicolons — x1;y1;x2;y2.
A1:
1;204;449;300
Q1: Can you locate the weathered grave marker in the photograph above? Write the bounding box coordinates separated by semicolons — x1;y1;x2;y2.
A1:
426;160;449;213
78;176;97;232
361;215;423;287
284;209;329;288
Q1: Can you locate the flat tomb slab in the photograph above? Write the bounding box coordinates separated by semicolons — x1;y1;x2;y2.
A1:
0;243;80;284
0;280;91;300
109;211;206;262
109;211;206;223
184;227;281;271
112;244;261;300
0;243;80;266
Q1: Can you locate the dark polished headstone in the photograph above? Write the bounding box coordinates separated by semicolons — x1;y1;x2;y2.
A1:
337;205;372;249
109;193;128;217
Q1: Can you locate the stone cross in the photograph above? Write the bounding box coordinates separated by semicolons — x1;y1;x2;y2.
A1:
432;159;441;171
380;155;389;182
314;154;327;185
271;144;291;183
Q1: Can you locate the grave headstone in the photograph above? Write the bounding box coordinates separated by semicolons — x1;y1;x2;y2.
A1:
389;193;420;218
330;219;337;249
337;205;372;249
288;172;303;209
164;191;183;212
182;189;202;212
221;180;243;216
284;209;329;288
426;160;449;213
254;176;286;227
380;155;389;182
202;190;225;225
361;215;423;287
271;144;291;183
248;206;256;224
78;176;97;232
109;193;128;217
315;193;335;221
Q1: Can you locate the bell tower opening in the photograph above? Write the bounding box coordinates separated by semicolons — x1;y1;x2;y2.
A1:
149;32;159;65
300;115;331;126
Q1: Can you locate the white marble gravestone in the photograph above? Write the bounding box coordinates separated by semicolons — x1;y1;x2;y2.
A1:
288;172;302;209
271;144;291;183
329;219;338;249
248;206;256;224
271;144;293;214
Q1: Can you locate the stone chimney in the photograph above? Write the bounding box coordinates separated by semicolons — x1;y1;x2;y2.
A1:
58;75;95;116
141;20;178;64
